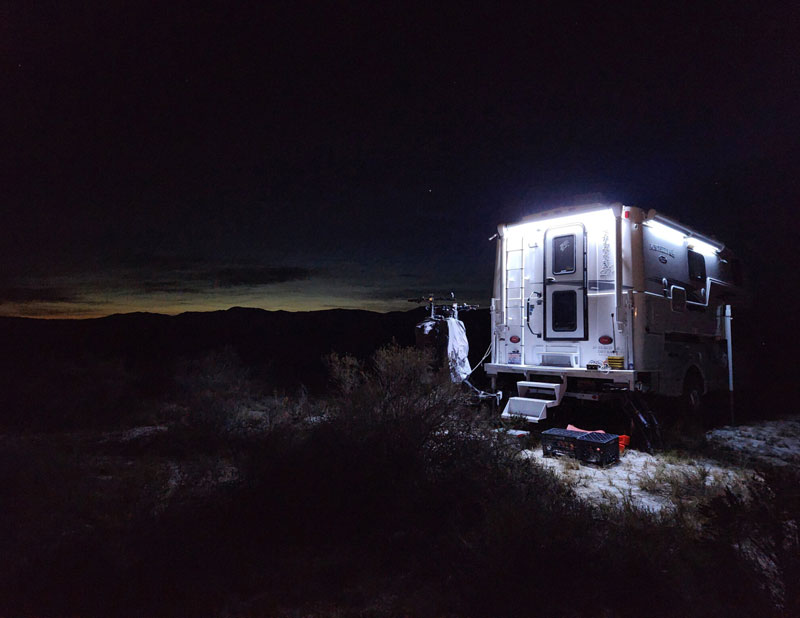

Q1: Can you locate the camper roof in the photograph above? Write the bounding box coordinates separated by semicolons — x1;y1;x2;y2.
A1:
505;204;726;255
516;202;618;225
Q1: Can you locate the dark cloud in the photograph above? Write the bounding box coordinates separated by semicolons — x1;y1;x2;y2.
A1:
137;280;203;295
209;266;312;287
0;287;82;304
113;253;315;289
115;253;206;271
0;262;315;311
11;305;101;317
3;3;793;319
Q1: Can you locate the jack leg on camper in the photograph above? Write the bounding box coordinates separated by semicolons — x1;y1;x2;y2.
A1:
620;391;662;453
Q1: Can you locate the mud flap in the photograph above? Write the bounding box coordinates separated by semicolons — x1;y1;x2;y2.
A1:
621;392;662;453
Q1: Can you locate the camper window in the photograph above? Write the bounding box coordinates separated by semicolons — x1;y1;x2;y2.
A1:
688;249;706;282
552;234;576;275
552;290;577;330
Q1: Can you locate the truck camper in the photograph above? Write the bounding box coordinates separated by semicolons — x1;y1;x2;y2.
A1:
485;203;739;441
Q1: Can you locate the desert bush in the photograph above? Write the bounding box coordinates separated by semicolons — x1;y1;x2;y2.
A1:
1;344;784;618
326;350;365;395
225;346;773;617
327;344;475;435
700;466;800;613
171;347;262;432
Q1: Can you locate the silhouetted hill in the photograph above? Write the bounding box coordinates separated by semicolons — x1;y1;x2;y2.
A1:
0;303;778;431
0;307;490;429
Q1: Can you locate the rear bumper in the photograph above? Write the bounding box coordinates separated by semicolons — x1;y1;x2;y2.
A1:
484;362;637;390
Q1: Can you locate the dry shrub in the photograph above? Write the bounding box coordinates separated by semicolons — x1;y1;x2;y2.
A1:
700;467;800;612
171;347;261;432
1;344;787;618
327;343;473;438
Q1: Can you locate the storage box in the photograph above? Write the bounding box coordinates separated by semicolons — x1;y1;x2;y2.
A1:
541;428;583;458
577;432;620;466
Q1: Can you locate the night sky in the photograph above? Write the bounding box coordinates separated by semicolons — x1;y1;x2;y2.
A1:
3;2;798;318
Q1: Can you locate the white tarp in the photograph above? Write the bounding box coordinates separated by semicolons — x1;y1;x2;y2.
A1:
446;317;471;382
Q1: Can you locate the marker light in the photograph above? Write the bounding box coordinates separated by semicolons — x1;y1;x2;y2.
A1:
598;335;613;345
510;335;520;343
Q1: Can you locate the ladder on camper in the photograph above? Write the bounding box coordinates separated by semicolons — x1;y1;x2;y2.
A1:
505;233;525;358
501;378;565;422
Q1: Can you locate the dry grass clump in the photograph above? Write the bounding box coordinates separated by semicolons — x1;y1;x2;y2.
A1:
636;455;749;525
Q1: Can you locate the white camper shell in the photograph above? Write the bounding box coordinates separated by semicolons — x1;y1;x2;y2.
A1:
485;203;739;423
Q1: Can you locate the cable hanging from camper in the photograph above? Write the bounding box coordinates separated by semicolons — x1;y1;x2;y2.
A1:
464;343;492;378
525;293;542;338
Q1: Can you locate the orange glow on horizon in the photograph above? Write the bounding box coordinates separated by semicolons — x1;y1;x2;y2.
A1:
0;295;424;320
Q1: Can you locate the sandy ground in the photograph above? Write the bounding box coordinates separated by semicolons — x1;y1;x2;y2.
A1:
706;415;800;468
518;415;800;512
522;447;749;512
6;415;798;518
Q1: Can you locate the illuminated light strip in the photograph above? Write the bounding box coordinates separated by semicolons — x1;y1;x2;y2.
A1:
505;207;615;241
645;220;723;257
646;220;686;245
648;211;725;254
686;237;719;257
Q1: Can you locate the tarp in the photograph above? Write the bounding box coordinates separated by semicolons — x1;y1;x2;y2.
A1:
446;318;471;382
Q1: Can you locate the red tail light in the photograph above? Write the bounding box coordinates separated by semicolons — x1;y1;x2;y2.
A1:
510;335;520;343
598;335;613;345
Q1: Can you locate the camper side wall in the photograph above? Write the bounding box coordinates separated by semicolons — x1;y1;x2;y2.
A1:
637;218;735;397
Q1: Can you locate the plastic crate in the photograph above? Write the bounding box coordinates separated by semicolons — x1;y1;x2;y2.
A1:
541;428;583;458
577;432;620;466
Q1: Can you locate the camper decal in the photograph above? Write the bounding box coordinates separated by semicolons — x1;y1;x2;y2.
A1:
600;230;613;278
649;243;675;258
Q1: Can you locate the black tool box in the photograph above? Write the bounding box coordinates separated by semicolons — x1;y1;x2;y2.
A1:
576;432;620;466
541;428;583;458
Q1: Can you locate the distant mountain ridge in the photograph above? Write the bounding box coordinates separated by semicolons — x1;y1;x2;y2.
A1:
0;306;490;364
0;307;490;429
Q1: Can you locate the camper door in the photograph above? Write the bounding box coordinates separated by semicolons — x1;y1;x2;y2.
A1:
544;224;587;340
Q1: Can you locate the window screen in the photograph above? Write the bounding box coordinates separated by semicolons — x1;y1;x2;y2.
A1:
552;234;576;275
552;290;577;331
688;249;706;282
